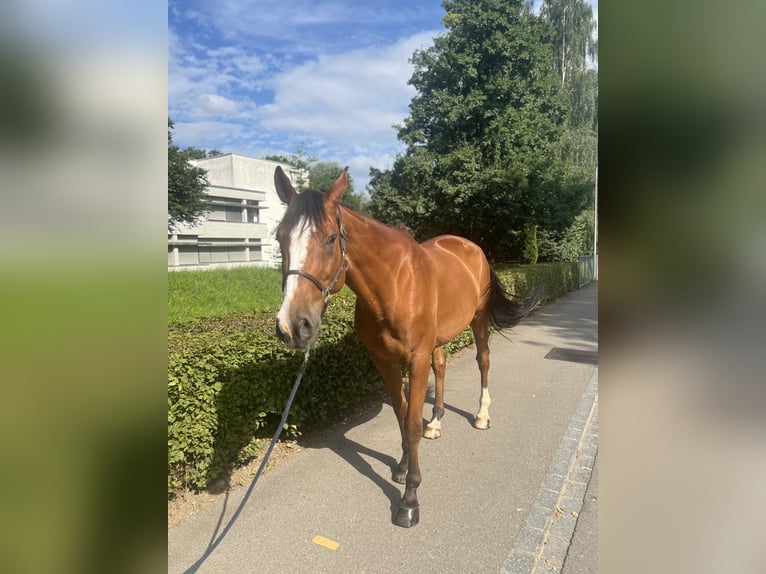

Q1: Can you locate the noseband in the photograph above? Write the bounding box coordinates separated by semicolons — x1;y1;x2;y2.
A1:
282;207;348;305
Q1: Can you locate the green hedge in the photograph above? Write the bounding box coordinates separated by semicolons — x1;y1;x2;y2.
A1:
441;261;578;355
167;291;382;495
494;261;579;306
167;261;578;495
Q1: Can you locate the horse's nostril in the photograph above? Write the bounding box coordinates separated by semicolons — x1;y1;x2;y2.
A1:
297;317;312;339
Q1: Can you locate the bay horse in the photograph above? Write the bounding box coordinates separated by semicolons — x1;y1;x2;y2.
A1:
273;166;539;528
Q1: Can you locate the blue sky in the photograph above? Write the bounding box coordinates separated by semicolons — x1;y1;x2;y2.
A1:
169;0;597;192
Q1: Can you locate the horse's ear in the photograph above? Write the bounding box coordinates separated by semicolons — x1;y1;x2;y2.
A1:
274;166;298;204
324;166;348;207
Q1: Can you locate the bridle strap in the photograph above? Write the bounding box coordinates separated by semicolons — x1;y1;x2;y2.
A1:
283;269;326;293
282;207;348;305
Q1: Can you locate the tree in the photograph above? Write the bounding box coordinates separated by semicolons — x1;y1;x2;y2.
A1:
168;119;209;231
366;165;432;226
539;0;597;86
538;207;594;262
539;0;597;176
566;67;597;131
265;147;368;212
182;146;224;160
368;0;587;261
539;0;597;260
264;140;317;190
309;162;367;212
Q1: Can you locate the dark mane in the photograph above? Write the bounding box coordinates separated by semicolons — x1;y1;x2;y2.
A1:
277;189;328;236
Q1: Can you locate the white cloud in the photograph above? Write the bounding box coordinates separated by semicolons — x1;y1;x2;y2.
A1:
201;0;441;54
170;0;599;196
196;94;239;116
173;120;245;150
168;36;267;123
169;13;438;189
253;30;436;190
259;31;436;143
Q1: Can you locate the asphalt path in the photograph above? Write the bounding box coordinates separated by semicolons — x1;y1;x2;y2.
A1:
169;282;598;574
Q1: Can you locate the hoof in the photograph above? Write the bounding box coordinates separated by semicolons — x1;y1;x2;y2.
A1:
393;468;407;484
473;416;491;430
393;504;420;528
423;426;441;439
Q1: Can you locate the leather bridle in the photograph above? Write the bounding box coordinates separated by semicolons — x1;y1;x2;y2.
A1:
282;207;348;305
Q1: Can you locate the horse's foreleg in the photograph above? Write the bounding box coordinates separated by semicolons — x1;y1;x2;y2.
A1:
424;346;446;439
471;316;492;429
371;356;409;483
393;356;430;528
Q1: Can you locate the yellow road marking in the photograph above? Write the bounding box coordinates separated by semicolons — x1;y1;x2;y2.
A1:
312;535;340;550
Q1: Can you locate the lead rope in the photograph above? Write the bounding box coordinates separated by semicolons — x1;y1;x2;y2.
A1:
182;350;311;574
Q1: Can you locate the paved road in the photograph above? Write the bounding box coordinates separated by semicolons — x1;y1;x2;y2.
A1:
169;283;598;574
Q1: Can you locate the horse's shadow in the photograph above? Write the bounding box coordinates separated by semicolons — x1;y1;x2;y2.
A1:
423;388;476;426
309;403;402;514
309;393;477;516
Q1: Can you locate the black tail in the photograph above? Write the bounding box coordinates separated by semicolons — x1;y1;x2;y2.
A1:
486;268;541;330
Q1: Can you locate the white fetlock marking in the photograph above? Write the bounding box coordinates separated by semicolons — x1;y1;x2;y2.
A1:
426;418;441;431
424;415;442;438
476;387;491;421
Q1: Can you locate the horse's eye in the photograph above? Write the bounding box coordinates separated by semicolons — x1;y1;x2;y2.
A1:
326;233;337;245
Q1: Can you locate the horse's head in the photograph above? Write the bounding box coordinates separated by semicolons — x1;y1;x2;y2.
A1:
274;166;348;351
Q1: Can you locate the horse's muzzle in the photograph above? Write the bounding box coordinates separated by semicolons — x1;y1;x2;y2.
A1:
275;315;316;351
275;317;290;344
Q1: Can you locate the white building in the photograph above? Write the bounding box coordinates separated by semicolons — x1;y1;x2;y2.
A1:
168;154;304;270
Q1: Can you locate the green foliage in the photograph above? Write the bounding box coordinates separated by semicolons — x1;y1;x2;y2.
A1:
521;223;539;264
540;0;597;85
168;267;284;323
168;119;209;231
367;0;591;261
538;208;594;262
494;261;578;305
566;68;598;132
182;146;224;160
264;141;317;190
536;227;560;262
558;208;595;261
167;262;579;495
168;288;384;495
309;161;354;194
542;1;598;223
309;161;368;213
366;163;434;232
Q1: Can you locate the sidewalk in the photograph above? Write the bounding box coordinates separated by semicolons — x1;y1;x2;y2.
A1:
169;283;598;574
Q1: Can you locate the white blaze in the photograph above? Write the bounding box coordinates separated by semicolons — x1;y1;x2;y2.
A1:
276;219;313;337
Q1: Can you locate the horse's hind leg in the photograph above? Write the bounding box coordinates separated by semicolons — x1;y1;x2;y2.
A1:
424;346;446;439
471;315;492;429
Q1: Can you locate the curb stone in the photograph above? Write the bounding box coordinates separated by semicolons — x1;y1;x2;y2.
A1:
501;369;598;574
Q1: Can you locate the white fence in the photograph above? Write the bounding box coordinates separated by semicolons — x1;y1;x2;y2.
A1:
578;255;595;288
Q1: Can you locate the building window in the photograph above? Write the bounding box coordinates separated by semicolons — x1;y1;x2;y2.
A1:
177;245;202;266
225;208;243;223
195;238;262;265
207;204;243;222
206;196;261;224
207;196;238;223
245;199;260;223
